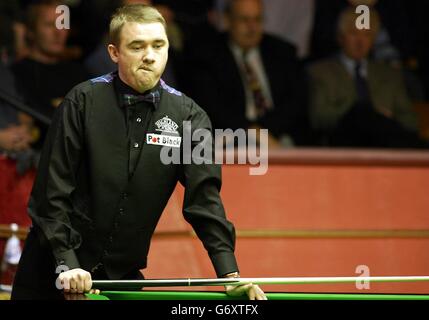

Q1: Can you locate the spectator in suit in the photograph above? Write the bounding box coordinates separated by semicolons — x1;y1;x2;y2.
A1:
189;0;309;148
308;0;426;101
308;6;427;148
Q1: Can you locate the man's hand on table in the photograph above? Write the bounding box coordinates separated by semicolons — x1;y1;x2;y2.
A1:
224;272;267;300
57;268;100;295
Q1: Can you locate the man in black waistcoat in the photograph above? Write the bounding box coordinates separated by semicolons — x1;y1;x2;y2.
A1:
11;4;266;300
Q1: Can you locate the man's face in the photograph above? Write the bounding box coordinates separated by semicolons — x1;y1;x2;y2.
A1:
30;5;69;57
226;0;263;51
108;22;169;93
339;27;374;61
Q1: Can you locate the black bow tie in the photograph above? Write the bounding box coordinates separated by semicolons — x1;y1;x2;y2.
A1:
123;91;160;107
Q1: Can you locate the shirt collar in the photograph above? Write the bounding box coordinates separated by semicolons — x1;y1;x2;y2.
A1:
229;42;259;62
115;73;161;109
339;52;368;78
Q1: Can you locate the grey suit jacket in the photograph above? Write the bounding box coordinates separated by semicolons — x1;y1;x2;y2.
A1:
308;57;418;134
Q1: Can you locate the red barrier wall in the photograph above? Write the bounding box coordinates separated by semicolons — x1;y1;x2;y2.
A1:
145;149;429;293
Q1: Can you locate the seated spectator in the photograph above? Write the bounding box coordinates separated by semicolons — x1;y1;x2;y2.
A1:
308;6;428;148
12;0;88;149
189;0;309;148
309;0;426;100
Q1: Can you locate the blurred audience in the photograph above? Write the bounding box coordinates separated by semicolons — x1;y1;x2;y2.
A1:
308;7;428;148
0;62;37;173
216;0;316;59
0;0;427;150
189;0;310;148
153;0;219;50
309;0;427;100
310;0;410;62
0;1;28;64
262;0;315;59
11;0;88;150
0;62;34;260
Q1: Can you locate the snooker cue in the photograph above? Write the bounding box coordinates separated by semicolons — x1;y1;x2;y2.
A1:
92;276;429;290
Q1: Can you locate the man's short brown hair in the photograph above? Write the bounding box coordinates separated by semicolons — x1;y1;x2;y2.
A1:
109;4;167;46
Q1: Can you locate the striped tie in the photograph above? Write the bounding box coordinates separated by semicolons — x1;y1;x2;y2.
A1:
242;53;270;117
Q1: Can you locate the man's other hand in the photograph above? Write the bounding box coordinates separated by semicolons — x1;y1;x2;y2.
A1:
224;272;267;300
225;283;267;300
